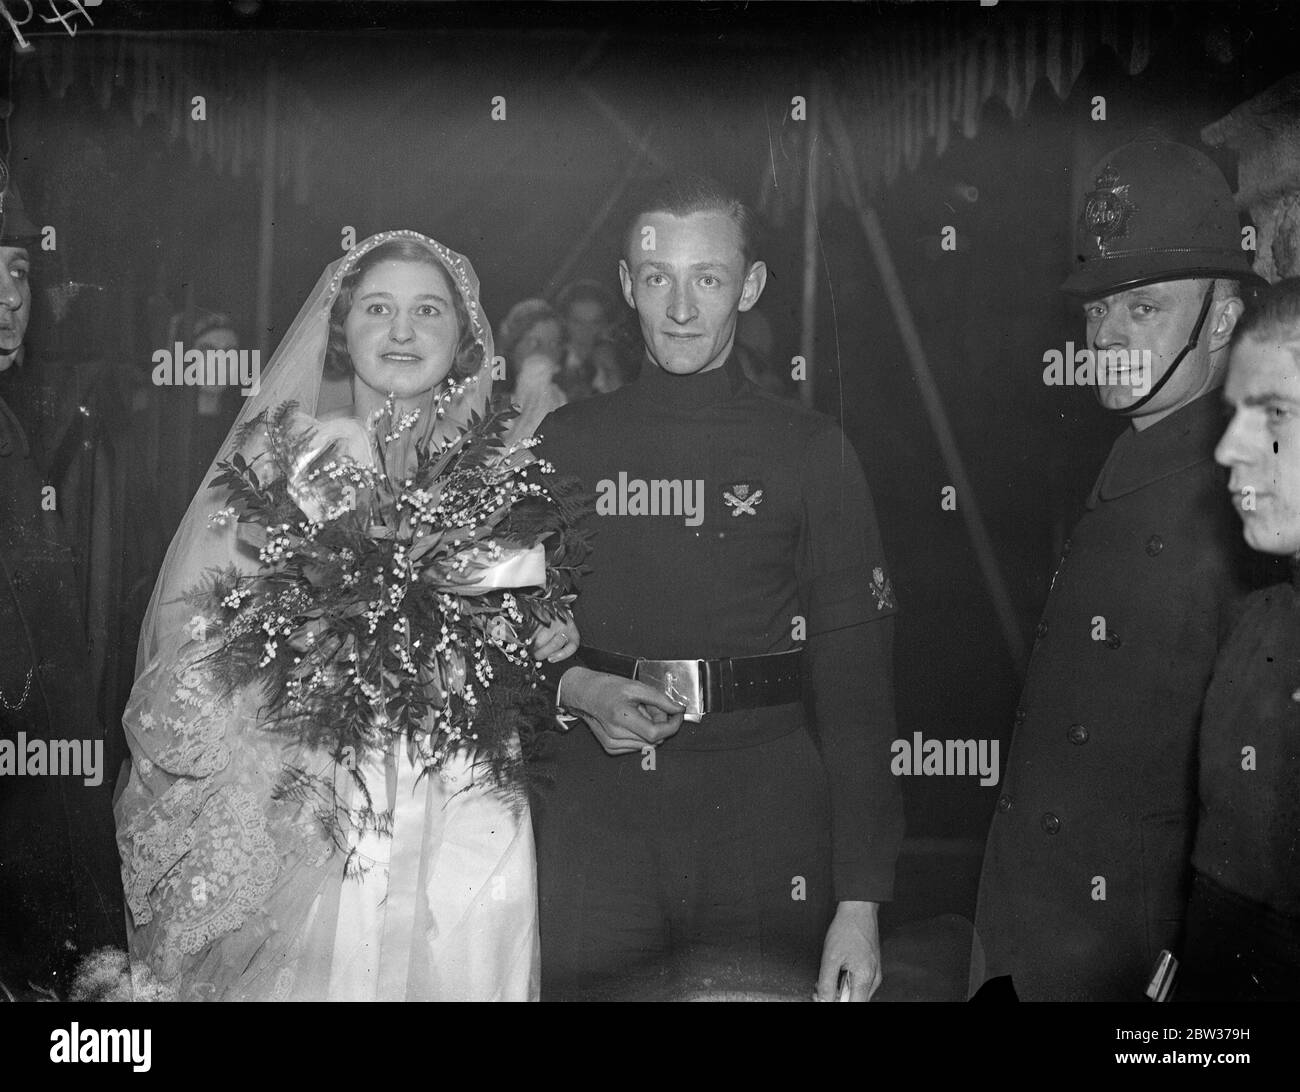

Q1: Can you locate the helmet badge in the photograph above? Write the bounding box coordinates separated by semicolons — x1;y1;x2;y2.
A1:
1082;163;1136;257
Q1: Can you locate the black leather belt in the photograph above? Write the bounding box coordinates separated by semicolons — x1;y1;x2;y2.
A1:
578;646;804;719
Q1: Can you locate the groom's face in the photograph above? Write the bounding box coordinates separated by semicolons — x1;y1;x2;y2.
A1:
619;210;766;376
0;245;31;372
345;258;460;401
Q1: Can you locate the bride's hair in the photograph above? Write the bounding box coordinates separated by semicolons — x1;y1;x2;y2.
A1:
323;239;485;381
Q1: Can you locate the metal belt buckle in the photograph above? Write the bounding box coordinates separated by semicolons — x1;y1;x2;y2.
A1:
633;658;705;722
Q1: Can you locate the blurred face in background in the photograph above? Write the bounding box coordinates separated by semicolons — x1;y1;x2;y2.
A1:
590;342;624;394
0;246;31;372
195;325;238;355
1216;334;1300;555
195;324;239;395
345;258;460;405
565;298;607;359
515;316;564;365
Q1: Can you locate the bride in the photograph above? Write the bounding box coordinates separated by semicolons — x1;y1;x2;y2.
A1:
115;231;577;1001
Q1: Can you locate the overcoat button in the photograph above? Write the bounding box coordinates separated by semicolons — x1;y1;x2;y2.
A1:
1145;535;1164;557
1061;539;1072;558
1106;632;1122;649
1013;707;1027;727
1067;724;1089;745
1042;812;1061;834
1036;620;1049;640
997;795;1013;812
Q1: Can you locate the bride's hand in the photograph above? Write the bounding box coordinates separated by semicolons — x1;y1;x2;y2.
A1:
531;615;580;662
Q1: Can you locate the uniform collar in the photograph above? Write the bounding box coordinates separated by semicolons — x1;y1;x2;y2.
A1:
0;390;29;459
1088;390;1224;506
631;347;747;411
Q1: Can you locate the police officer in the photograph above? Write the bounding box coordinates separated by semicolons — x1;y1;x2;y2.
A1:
530;176;903;1001
972;140;1271;1001
0;162;125;996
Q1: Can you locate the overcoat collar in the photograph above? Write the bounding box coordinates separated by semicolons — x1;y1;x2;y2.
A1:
1087;391;1224;507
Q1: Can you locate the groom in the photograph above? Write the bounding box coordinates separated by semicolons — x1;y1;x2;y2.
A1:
531;176;903;1000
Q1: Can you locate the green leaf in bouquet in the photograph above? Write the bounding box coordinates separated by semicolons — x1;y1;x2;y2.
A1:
441;581;509;600
407;531;447;564
287;617;329;653
417;654;446;703
236;521;270;551
287;655;321;682
381;666;409;690
418;428;474;483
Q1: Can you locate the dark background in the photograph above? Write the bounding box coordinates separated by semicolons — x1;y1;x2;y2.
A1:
6;0;1299;928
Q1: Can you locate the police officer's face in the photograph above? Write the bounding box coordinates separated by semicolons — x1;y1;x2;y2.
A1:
1083;279;1238;419
619;210;766;376
0;246;31;372
1217;335;1300;555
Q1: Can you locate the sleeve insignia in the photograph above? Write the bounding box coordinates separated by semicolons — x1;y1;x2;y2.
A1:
871;565;896;611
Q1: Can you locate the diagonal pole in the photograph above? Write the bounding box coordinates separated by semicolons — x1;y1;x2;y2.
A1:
574;79;673;174
798;89;821;409
543;83;662;298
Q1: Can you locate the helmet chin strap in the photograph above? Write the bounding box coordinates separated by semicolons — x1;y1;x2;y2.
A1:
1106;280;1217;415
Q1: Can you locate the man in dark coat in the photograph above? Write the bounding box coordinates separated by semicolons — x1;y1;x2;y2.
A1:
972;140;1272;1001
1179;278;1300;1001
0;163;125;996
530;176;903;1001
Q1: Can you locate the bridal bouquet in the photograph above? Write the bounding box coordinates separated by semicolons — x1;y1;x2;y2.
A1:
185;396;591;848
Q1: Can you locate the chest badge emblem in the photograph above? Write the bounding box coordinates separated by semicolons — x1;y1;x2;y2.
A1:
723;480;764;516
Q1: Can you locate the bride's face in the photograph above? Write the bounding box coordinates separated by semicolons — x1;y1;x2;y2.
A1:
344;258;461;402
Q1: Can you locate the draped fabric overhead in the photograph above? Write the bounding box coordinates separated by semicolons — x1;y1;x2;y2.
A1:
758;4;1153;223
20;8;1155;219
23;35;323;205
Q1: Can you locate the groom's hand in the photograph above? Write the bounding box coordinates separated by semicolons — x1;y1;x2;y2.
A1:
814;900;883;1002
558;666;685;755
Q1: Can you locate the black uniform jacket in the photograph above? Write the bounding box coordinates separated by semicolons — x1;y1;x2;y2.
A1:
0;391;125;993
534;352;904;902
1193;566;1300;920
